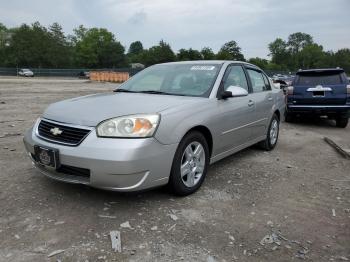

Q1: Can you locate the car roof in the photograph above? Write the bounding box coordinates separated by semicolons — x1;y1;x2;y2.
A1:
156;60;261;69
296;68;344;75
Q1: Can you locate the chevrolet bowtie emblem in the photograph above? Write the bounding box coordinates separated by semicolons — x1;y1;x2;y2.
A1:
50;127;63;136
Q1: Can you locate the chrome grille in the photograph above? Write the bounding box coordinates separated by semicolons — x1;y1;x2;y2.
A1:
37;120;91;146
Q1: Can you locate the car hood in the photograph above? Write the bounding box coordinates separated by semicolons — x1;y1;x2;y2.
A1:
43;92;204;126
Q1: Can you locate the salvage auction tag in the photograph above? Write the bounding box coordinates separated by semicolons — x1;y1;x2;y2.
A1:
190;66;216;71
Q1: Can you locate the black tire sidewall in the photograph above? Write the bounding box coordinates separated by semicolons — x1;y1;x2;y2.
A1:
169;131;209;196
336;116;348;128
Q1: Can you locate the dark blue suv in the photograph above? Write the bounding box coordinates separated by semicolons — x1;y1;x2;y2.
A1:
285;68;350;128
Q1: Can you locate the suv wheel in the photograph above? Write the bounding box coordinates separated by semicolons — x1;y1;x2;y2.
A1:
336;116;348;128
259;114;280;151
169;131;209;196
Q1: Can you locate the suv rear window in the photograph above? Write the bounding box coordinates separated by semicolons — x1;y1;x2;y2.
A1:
296;73;343;85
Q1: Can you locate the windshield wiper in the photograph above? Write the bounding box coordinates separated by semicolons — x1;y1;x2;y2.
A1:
139;90;186;96
114;89;187;96
113;89;137;93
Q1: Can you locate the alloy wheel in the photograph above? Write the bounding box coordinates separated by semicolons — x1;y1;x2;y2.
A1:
180;141;206;187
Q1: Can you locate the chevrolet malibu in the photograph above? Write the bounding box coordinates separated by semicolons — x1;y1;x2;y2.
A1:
23;61;285;195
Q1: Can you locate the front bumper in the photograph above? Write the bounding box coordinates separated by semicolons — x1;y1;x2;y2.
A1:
287;104;350;116
23;126;178;192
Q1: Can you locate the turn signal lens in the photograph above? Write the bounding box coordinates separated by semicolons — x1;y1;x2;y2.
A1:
287;86;294;95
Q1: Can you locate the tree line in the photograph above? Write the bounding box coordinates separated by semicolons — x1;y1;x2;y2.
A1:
0;22;349;72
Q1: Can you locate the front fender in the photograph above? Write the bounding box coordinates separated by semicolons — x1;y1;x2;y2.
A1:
154;99;220;146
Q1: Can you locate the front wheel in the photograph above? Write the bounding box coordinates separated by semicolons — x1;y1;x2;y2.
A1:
169;131;209;196
259;114;280;151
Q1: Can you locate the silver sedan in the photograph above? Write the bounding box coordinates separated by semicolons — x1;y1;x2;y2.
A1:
23;61;285;195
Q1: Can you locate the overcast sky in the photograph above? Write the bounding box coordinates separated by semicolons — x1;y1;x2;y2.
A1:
0;0;349;58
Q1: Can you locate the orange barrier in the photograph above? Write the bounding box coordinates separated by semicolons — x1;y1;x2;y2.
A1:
90;71;129;83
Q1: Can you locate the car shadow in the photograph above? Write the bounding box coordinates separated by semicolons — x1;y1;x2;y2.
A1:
39;175;173;204
287;115;338;128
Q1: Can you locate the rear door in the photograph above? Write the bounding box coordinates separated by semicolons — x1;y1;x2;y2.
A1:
245;67;274;139
293;70;347;105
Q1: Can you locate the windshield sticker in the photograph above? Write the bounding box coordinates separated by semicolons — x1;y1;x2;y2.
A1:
190;66;216;71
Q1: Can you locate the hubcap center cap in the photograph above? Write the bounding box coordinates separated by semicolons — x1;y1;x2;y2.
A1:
189;160;196;168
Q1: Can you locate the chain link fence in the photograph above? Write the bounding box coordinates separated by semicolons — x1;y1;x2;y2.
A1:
0;67;142;77
0;67;293;78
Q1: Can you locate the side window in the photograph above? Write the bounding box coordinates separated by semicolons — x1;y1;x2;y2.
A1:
224;66;249;91
262;74;271;91
247;69;265;93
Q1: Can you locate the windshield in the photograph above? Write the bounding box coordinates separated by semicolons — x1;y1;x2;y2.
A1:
118;63;221;97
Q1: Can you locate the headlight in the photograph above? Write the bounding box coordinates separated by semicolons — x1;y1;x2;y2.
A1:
96;114;160;138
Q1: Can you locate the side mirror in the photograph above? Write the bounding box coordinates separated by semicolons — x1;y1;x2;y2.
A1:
273;82;281;89
221;85;248;99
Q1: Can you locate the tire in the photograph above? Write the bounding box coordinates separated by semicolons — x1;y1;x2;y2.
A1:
169;131;209;196
259;114;280;151
336;116;348;128
284;111;294;122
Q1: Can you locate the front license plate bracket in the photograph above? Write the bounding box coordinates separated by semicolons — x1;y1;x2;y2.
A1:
34;146;60;168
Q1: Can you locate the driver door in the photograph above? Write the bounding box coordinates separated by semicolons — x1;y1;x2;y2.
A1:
217;65;255;153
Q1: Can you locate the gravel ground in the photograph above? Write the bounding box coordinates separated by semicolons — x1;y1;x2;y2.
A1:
0;77;349;262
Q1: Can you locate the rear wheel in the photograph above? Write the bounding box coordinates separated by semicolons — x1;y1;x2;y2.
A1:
336;116;348;128
259;114;280;151
169;131;209;196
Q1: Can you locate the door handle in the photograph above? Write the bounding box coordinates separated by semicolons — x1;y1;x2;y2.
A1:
268;97;273;101
248;100;255;107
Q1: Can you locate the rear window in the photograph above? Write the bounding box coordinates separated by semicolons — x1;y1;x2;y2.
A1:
296;73;343;85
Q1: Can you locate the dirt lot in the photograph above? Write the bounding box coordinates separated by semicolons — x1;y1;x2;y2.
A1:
0;77;349;262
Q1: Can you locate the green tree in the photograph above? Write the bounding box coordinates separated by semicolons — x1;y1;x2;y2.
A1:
268;38;290;66
0;23;8;65
333;48;350;73
248;57;269;69
265;62;287;71
73;27;126;68
0;23;7;46
177;48;202;61
287;32;314;69
287;32;313;54
297;43;324;69
72;25;88;42
127;41;144;63
216;40;245;61
201;47;215;60
128;41;143;55
5;22;52;67
48;22;72;68
140;40;175;66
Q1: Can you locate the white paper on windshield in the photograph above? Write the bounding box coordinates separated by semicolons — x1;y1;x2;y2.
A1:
190;66;215;71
